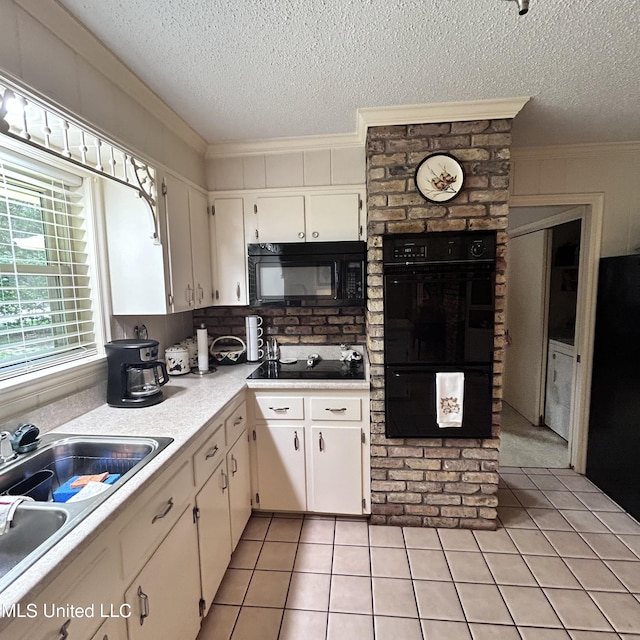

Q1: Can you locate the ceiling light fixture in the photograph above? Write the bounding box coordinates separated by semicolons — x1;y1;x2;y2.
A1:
503;0;529;15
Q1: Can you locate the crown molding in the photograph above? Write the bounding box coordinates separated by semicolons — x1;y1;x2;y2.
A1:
512;141;640;159
16;0;208;155
206;97;530;159
206;132;363;159
356;97;530;138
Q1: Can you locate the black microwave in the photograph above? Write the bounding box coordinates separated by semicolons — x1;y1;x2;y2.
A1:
248;241;366;307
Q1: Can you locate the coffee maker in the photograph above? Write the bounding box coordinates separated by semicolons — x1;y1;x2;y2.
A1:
105;339;168;408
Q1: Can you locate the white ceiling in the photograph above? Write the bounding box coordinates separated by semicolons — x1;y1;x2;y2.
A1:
57;0;640;148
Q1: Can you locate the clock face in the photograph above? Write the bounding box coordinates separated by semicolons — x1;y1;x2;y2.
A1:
414;153;465;203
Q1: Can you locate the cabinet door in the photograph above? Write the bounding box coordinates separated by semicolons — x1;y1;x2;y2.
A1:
125;506;201;640
228;430;252;550
89;615;128;640
211;197;247;305
196;463;232;617
255;424;306;511
255;195;305;242
306;193;361;242
189;188;214;308
309;426;363;515
164;174;194;312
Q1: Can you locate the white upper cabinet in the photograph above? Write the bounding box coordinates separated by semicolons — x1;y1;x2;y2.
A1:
252;189;364;243
210;197;248;305
306;193;362;242
164;174;195;312
189;188;214;308
103;178;171;315
255;195;305;242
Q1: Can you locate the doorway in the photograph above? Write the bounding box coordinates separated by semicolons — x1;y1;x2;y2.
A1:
500;195;603;472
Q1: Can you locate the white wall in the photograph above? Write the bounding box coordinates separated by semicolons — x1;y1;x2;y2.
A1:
0;0;206;187
511;144;640;257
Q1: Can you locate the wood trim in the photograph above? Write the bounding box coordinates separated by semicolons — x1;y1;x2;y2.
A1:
509;193;604;474
512;141;640;159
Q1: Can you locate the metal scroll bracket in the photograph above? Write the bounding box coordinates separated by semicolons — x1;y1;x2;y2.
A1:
131;157;160;244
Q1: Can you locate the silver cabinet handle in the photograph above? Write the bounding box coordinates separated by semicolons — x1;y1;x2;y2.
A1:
298;231;305;238
312;231;319;238
294;431;299;451
59;619;71;639
325;407;347;413
205;444;219;459
269;406;290;412
319;431;325;452
197;283;204;304
137;585;149;626
152;497;174;524
221;469;228;491
186;284;194;305
236;282;241;300
231;454;238;475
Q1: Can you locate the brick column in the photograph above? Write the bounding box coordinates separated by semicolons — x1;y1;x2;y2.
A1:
366;120;511;530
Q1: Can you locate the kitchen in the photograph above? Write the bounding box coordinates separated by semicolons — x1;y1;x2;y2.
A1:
1;1;640;639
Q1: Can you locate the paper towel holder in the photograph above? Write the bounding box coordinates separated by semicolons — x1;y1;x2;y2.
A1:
192;324;216;376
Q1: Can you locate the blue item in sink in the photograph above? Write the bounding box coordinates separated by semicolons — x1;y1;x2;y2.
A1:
53;473;120;503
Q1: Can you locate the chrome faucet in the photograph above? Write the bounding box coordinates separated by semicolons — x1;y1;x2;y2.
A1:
0;431;17;464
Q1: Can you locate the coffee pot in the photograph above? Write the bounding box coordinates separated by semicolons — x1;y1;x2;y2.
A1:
105;339;168;408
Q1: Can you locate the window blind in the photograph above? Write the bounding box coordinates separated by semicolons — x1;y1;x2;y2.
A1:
0;152;96;380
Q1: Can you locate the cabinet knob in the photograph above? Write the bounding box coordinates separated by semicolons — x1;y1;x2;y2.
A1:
319;431;325;452
236;282;241;300
298;232;305;239
294;431;300;451
59;619;71;639
312;231;319;238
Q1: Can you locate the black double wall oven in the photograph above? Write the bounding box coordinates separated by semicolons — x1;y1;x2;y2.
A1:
383;231;496;439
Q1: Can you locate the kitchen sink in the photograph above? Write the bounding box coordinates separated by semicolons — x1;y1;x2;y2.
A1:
0;433;173;592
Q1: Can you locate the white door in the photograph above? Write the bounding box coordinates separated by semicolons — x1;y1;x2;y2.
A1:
227;431;252;550
211;197;247;305
306;193;361;242
196;463;232;616
189;188;213;308
255;425;306;511
308;426;363;515
164;174;194;312
255;195;305;242
504;230;549;425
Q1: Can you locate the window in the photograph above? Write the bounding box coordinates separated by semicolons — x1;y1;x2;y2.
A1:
0;149;99;380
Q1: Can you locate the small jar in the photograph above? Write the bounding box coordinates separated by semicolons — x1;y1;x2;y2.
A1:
165;345;190;375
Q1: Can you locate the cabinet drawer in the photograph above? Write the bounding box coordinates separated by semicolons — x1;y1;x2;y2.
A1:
120;459;192;574
193;424;226;488
310;397;362;421
226;400;247;446
255;395;304;420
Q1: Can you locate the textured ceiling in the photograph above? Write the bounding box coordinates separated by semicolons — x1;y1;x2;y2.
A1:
57;0;640;147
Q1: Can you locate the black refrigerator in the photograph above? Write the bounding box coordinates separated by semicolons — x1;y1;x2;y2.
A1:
586;254;640;521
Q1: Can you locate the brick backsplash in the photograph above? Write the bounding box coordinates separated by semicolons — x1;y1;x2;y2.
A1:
366;119;511;530
194;306;366;345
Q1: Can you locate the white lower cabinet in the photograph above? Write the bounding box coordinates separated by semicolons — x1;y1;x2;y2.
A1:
251;389;370;515
308;425;363;515
90;614;128;640
227;430;251;550
124;505;201;640
195;461;231;618
255;424;306;511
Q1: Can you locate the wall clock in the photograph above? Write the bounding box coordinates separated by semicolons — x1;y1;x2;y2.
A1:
414;153;465;203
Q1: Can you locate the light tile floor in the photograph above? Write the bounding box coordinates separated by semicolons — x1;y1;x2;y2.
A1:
197;467;640;640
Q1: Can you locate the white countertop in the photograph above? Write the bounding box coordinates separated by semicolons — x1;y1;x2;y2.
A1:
0;357;370;612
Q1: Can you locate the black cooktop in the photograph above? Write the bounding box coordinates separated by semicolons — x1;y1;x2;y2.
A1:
247;359;365;380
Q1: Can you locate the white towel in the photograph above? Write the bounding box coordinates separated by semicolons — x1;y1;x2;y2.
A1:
436;372;465;428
